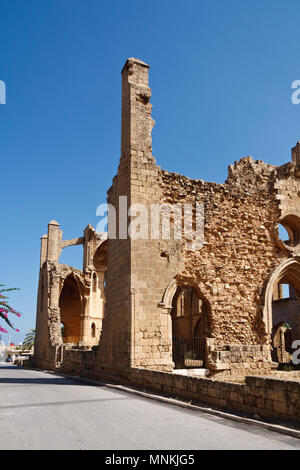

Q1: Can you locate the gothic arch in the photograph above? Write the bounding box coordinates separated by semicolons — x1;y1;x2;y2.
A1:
160;277;212;368
93;239;107;272
263;258;300;337
160;278;178;309
59;273;82;344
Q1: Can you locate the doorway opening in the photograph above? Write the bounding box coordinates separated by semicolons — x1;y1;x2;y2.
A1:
59;274;82;344
171;286;210;369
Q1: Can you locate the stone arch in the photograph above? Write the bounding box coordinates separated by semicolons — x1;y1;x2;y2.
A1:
263;259;300;335
84;239;107;345
59;273;82;344
93;239;107;272
92;240;107;301
58;268;85;296
160;278;211;368
160;278;178;309
277;214;300;251
263;258;300;363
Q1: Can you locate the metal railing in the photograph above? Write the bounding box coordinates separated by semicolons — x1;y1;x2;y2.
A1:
172;337;206;369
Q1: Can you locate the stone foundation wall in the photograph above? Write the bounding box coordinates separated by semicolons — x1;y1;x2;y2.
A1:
128;368;300;423
32;348;300;423
207;343;274;379
272;370;300;380
58;348;129;382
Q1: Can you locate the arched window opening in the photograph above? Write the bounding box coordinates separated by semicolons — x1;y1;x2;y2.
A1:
171;286;210;369
93;241;107;272
278;225;290;245
271;265;300;364
172;287;202;319
278;215;300;248
91;241;107;324
59;275;82;344
91;323;96;338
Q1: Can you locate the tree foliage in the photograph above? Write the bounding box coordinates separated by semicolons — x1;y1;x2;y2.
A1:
0;284;21;334
22;329;35;350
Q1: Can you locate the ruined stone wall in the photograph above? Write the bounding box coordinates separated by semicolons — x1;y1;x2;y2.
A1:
95;59;149;370
130;166;185;371
96;180;131;370
129;144;300;377
125;59;185;371
159;158;281;345
129;150;287;375
128;368;300;423
34;223;106;370
34;263;53;363
117;59;299;377
34;58;300;381
275;162;300;219
43;351;300;423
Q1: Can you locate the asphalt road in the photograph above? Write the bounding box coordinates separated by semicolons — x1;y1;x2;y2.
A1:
0;364;299;450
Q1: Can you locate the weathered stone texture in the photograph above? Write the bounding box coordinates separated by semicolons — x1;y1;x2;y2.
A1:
32;58;300;421
128;368;300;422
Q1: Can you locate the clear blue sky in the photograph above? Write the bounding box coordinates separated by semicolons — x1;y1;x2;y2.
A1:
1;0;300;344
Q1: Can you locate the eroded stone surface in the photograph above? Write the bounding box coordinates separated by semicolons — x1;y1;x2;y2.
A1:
34;58;300;385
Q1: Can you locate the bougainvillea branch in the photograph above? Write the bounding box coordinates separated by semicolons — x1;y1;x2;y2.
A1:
0;284;21;333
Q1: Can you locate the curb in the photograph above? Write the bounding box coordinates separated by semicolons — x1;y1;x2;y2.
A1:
33;367;300;441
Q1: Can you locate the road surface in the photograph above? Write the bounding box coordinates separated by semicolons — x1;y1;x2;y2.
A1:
0;364;299;450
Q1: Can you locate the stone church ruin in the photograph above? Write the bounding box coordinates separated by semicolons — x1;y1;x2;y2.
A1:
32;58;300;421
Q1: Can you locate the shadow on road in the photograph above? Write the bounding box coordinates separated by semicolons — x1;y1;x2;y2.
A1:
0;377;99;385
0;365;105;387
0;396;131;411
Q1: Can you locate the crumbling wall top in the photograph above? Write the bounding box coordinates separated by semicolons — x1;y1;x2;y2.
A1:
121;57;149;74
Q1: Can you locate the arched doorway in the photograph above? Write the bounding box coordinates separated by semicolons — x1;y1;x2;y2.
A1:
170;286;210;369
93;241;107;311
84;240;107;345
93;240;107;273
264;259;300;364
59;274;82;344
